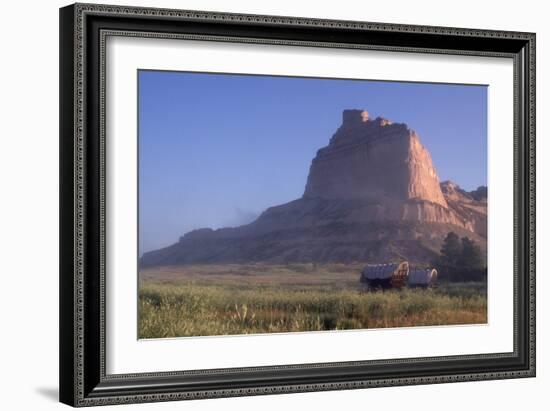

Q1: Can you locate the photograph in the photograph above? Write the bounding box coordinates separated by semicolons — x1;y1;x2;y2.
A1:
137;71;489;339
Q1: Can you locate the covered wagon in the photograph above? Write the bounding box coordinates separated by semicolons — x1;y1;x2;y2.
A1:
359;262;409;290
407;268;438;288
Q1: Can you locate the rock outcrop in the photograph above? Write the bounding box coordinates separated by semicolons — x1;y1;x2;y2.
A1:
304;110;447;208
440;181;488;237
141;109;487;267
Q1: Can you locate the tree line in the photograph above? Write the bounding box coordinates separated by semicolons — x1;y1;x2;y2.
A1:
433;232;486;282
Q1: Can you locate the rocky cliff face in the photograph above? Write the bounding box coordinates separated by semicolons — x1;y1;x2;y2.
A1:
301;109;480;233
304;110;447;208
141;109;487;267
440;180;488;237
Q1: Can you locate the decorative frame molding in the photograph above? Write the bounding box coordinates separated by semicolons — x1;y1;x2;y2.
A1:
59;3;535;407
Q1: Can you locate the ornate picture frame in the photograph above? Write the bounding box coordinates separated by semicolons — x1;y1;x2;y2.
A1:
59;3;535;407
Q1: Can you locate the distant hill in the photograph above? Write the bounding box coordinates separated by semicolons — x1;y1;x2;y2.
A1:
141;109;487;267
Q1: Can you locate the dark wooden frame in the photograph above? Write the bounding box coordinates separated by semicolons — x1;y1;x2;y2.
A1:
59;3;536;407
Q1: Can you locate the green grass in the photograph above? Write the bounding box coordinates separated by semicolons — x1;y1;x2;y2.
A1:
138;263;487;338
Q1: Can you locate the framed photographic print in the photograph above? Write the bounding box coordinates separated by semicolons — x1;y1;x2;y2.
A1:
59;3;536;407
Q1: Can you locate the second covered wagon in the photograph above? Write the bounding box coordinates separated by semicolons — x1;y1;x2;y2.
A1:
407;268;438;288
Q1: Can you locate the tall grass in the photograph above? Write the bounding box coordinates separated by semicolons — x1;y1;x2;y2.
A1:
139;280;487;338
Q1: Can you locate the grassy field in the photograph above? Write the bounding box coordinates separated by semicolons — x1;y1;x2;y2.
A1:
138;263;487;338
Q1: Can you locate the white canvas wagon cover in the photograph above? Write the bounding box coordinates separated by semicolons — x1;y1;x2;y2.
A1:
361;263;406;280
408;268;438;285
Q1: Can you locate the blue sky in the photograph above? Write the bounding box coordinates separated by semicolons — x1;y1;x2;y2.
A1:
139;70;487;254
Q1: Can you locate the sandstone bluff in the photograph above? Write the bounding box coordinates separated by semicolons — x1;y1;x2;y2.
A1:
141;109;487;267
